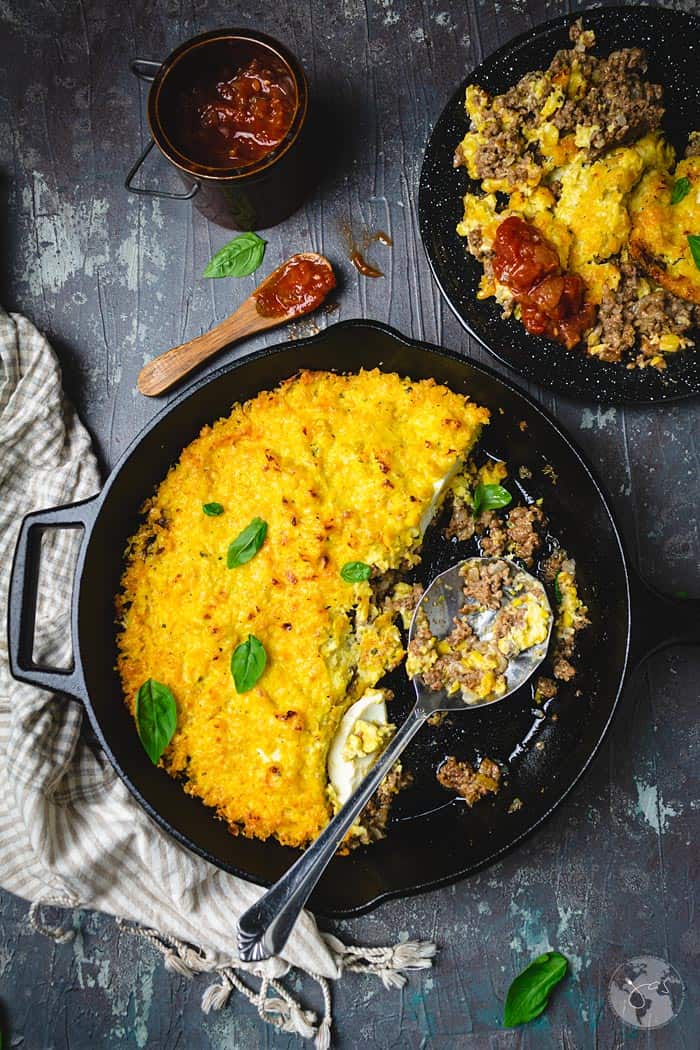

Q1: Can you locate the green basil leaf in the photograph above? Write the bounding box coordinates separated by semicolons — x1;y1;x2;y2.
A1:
135;679;177;765
203;232;267;278
688;234;700;272
504;951;568;1027
553;573;563;605
203;502;224;516
340;561;372;583
231;635;267;692
670;176;691;205
227;517;268;568
473;482;512;517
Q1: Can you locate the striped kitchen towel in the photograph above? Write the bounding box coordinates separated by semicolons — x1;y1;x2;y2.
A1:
0;308;435;1047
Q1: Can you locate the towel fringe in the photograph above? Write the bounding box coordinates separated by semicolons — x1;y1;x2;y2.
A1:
28;903;436;1046
322;931;437;988
28;895;81;944
117;921;322;1042
311;972;333;1050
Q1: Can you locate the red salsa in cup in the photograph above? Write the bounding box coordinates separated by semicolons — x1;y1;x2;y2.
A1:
176;41;297;168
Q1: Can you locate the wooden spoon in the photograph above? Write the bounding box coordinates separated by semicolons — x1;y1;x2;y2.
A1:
137;252;335;397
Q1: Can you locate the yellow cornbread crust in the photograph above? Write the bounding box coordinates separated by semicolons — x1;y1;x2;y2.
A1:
116;369;489;849
630;153;700;307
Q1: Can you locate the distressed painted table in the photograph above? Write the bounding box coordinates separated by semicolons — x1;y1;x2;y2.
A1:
1;0;698;1046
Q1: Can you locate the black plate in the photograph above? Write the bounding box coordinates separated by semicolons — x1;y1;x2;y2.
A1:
10;320;643;917
419;5;700;404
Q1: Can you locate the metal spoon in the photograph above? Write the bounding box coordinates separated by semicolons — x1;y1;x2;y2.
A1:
237;556;552;963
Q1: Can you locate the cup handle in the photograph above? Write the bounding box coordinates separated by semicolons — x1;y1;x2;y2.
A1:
130;58;161;83
124;140;200;200
125;58;200;200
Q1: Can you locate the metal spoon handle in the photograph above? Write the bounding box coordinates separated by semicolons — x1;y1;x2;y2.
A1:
237;706;427;962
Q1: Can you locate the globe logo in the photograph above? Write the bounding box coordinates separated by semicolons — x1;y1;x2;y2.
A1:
608;956;684;1030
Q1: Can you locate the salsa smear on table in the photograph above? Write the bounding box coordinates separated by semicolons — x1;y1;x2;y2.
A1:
492;216;594;350
254;256;336;318
179;44;297;168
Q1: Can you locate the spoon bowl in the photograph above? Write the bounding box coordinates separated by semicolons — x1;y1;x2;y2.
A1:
410;556;553;715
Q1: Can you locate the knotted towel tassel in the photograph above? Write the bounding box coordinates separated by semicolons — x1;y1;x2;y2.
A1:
28;903;436;1046
201;974;233;1012
28;895;81;944
322;931;437;988
311;973;333;1050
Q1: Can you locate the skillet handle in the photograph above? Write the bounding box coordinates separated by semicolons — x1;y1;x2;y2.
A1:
628;569;700;668
7;498;98;700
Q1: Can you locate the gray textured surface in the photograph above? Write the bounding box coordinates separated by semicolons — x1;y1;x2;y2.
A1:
0;0;698;1047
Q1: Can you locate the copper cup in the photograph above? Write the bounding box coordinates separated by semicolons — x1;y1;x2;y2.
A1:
125;29;311;230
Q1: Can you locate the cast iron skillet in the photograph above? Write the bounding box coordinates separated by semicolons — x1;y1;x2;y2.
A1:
419;5;700;404
7;320;699;917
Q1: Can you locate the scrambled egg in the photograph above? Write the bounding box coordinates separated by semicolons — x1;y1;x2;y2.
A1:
116;370;488;848
555;571;588;635
498;592;550;656
449;648;506;703
630;153;700;306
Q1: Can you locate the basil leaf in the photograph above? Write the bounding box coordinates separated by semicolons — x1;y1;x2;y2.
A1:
203;232;267;278
135;679;177;765
473;482;512;517
553;573;563;605
671;177;690;205
203;502;224;516
340;561;372;583
504;951;568;1027
227;517;268;568
231;635;267;692
688;234;700;272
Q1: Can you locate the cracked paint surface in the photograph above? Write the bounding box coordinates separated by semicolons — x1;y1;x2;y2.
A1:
0;0;698;1047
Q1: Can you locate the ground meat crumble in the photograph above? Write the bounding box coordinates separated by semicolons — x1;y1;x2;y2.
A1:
505;505;546;566
589;258;700;367
381;582;424;625
437;756;501;805
535;675;559;700
445;498;477;541
549;39;664;156
462;21;664;185
460;558;510;610
355;764;414;846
